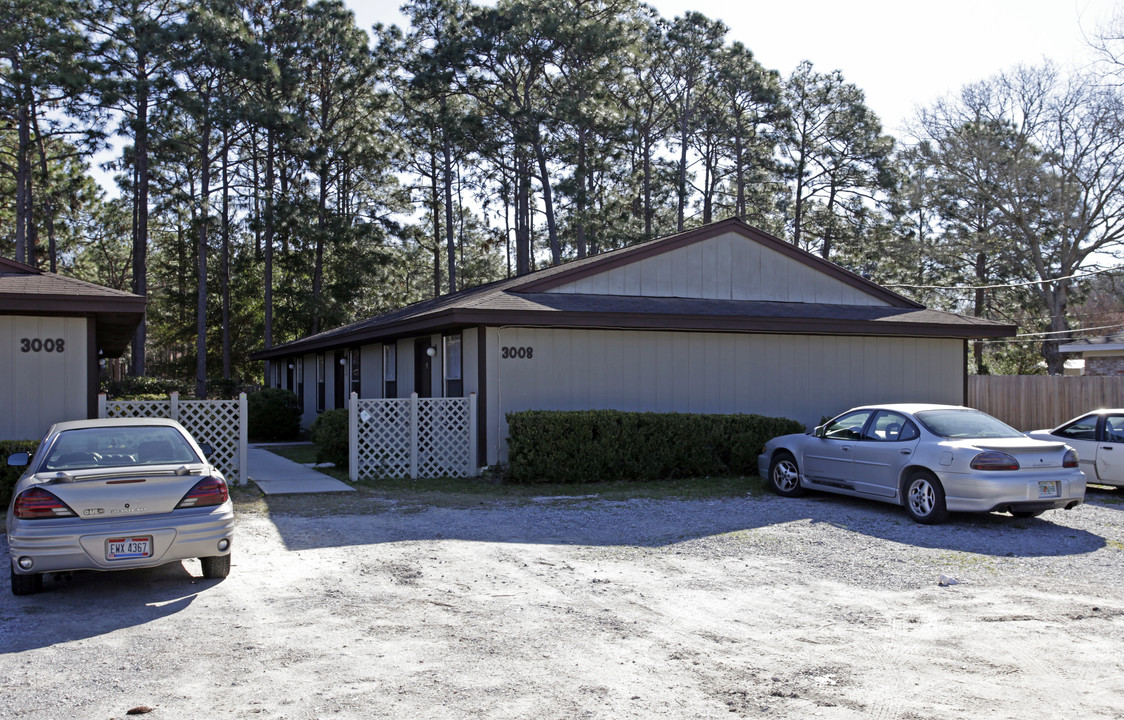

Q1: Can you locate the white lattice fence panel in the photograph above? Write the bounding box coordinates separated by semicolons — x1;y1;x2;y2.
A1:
355;399;412;479
103;400;171;419
99;394;246;484
177;400;242;482
417;398;471;478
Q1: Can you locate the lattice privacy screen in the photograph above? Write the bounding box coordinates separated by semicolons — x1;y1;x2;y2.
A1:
99;393;248;484
351;394;476;480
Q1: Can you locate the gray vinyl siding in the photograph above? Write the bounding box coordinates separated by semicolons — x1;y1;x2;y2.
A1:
547;231;888;306
0;315;89;441
492;327;964;463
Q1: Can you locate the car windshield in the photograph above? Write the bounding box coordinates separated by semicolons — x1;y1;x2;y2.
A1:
42;426;201;471
914;409;1023;439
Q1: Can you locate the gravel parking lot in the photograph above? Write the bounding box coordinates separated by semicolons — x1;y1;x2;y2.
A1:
2;486;1123;720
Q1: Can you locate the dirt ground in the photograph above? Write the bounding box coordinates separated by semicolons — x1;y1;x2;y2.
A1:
2;487;1123;720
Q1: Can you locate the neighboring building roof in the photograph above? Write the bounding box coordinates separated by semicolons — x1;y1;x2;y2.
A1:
253;218;1017;360
1059;332;1124;354
0;257;146;355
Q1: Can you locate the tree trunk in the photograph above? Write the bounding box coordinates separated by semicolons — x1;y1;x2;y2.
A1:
196;116;211;400
131;57;150;377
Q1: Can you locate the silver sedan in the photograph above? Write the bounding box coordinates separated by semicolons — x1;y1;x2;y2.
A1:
7;418;235;595
757;403;1086;524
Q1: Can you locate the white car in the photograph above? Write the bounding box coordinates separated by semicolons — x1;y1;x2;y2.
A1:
7;418;235;595
1027;410;1124;488
758;403;1086;524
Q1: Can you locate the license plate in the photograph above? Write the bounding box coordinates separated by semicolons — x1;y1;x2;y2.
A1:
1038;481;1059;498
106;536;152;561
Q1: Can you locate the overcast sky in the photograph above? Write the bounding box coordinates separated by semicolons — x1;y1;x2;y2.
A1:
345;0;1119;136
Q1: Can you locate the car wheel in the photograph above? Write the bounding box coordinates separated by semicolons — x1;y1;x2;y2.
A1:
768;452;806;497
10;562;43;596
200;554;231;579
1010;510;1044;519
902;470;949;524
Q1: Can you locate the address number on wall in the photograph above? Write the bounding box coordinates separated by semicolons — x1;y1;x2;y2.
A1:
19;338;66;353
501;346;534;359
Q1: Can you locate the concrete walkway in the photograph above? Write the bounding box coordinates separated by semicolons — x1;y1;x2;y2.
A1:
246;444;355;495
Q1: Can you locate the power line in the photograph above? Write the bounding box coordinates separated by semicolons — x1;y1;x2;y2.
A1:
885;265;1124;292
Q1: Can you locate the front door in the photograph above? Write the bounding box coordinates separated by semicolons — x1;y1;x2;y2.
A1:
334;351;347;408
802;410;874;485
414;339;433;398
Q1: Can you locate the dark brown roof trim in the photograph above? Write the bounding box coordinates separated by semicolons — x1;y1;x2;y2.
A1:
509;218;923;309
253;308;1013;359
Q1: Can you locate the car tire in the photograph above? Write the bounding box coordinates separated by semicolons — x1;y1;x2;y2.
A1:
200;554;231;579
902;470;949;524
768;452;806;497
10;562;43;596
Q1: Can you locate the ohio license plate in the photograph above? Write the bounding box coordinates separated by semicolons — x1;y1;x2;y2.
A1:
106;536;152;561
1037;481;1059;498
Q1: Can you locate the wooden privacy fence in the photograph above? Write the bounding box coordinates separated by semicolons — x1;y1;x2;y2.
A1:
968;376;1124;431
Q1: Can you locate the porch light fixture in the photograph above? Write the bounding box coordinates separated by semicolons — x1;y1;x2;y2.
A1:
426;346;436;358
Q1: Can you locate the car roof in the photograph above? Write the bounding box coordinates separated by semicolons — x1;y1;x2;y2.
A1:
48;418;186;433
850;403;974;415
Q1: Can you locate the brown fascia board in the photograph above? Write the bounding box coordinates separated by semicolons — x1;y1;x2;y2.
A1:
509;218;925;309
252;307;1014;360
0;293;146;315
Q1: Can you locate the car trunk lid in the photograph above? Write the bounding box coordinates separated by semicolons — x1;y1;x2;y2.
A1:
35;466;208;518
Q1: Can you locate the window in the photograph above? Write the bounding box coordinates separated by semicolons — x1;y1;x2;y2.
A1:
316;354;326;412
1105;414;1124;443
822;410;873;440
383;344;397;398
1056;414;1099;442
295;357;305;412
350;347;361;397
271;361;281;389
863;411;919;442
443;333;463;397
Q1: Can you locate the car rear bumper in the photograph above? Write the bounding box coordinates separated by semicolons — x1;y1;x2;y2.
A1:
940;469;1086;514
7;503;235;575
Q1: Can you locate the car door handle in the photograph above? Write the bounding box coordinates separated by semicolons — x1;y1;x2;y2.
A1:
900;449;912;455
1103;446;1114;451
841;446;851;452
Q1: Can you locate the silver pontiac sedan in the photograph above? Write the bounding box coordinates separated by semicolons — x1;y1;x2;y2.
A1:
7;418;235;595
757;404;1086;524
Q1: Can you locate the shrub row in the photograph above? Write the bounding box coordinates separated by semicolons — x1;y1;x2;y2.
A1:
247;388;302;442
1;440;40;509
506;409;805;484
310;409;349;469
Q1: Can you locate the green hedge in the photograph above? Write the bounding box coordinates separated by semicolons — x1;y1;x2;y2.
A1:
310;409;349;469
1;440;40;509
247;388;302;442
506;410;804;484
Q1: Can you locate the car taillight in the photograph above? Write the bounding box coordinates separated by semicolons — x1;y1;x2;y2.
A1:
14;487;78;519
1063;448;1079;468
175;477;228;509
970;451;1020;471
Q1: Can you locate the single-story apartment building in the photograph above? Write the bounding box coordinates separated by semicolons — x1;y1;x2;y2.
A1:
0;257;146;441
1059;333;1124;376
253;218;1016;467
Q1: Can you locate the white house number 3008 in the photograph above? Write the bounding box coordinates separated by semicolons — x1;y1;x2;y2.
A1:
501;346;533;359
20;338;66;353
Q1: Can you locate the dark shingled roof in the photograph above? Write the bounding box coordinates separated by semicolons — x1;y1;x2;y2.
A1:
0;257;146;355
253;218;1015;360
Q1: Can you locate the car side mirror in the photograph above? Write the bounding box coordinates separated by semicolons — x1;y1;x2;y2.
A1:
199;443;214;458
813;425;826;438
7;452;29;467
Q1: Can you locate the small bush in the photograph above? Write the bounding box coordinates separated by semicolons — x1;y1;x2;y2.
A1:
1;440;40;509
506;410;805;484
310;409;349;469
102;376;192;399
247;388;302;442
